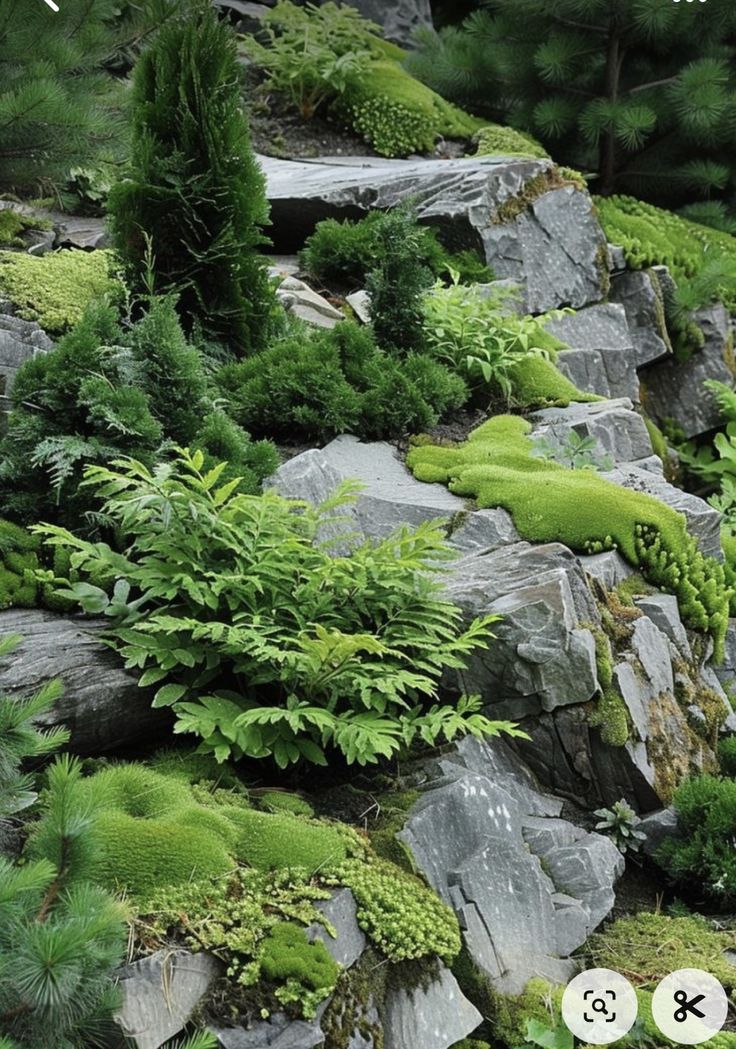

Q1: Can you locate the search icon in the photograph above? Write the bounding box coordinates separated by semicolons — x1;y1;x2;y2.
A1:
592;998;610;1016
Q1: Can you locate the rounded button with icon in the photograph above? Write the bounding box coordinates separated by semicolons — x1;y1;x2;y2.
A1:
652;969;728;1044
561;968;639;1045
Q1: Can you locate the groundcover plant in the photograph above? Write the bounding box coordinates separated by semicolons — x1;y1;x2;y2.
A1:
1;1;736;1047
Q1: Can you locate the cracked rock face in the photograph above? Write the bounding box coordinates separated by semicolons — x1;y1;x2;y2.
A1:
398;737;623;994
338;0;432;46
545;304;639;401
260;156;609;311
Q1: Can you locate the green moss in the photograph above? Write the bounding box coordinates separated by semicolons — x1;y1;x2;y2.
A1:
339;61;485;158
260;920;340;996
0;249;121;333
588;912;736;989
493;169;571;225
407;415;731;659
367;789;420;873
506;353;601;409
589;685;630;747
336;856;460;964
0;210;51;247
225;806;348;873
322;953;386;1049
474;125;548;159
257;790;315;817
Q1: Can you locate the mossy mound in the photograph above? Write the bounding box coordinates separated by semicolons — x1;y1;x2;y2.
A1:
0;248;121;333
595;194;736;312
339;61;485;157
588;912;736;989
0;518;74;613
474;125;549;159
507;354;600;409
407;415;731;657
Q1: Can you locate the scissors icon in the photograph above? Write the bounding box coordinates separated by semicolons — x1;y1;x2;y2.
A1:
674;989;706;1023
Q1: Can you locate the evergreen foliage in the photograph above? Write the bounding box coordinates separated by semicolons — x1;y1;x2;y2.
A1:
407;415;732;658
299;211;492;290
216;321;468;442
0;299;276;527
656;774;736;906
38;449;522;768
108;1;276;353
365;207;434;355
1;754;126;1048
407;0;736;206
0;0;140;191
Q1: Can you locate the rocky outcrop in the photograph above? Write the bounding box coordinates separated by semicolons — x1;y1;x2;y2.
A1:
0;609;168;754
338;0;433;47
259;155;609;311
545;303;639;401
275;275;345;329
398;737;623;994
609;269;671;368
641;304;735;438
0;313;52;425
383;967;481;1049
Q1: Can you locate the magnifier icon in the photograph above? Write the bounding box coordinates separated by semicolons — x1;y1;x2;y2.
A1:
592;998;610;1017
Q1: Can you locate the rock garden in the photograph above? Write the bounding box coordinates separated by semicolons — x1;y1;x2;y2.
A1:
2;1;736;1048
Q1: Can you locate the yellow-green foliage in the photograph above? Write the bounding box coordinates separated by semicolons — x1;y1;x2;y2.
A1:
260;921;340;1014
588;912;736;989
595;195;736;313
0;249;121;333
0;210;51;247
407;415;731;658
506;354;600;408
0;518;72;613
335;856;461;964
340;61;484;157
258;790;315;817
474;125;549;159
55;764;349;898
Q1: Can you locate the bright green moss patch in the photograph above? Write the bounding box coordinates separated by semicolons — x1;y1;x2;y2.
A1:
588;912;736;989
595;195;736;312
261;921;340;1006
474;125;549;159
0;210;51;247
0;248;121;332
339;61;484;157
407;415;731;658
258;790;315;817
507;353;600;408
0;518;74;613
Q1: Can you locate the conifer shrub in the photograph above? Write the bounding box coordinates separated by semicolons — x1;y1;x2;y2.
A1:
407;415;731;658
366;207;434;355
0;298;276;526
215;321;467;441
0;249;121;334
109;2;276;353
2;756;126;1047
656;774;736;906
299;210;492;290
718;736;736;777
39;449;521;768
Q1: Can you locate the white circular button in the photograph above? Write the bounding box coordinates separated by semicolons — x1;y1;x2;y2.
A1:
562;968;639;1045
652;969;728;1044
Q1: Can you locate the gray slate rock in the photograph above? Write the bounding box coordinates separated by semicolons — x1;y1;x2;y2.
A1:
0;312;52;400
399;737;621;994
638;807;679;857
276;276;344;329
634;595;691;659
444;542;600;718
260;155;608;311
212;1014;325;1049
530;397;653;467
115;950;221;1049
0;610;168;755
545;304;639;400
609;269;671;368
306;888;365;969
642;303;734;438
338;0;432;46
383;967;481;1049
579;551;635;589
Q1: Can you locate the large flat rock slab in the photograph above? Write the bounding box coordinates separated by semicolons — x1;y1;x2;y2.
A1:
259;155;609;311
0;609;168;754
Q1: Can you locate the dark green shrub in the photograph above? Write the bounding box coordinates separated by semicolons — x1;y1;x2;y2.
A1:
0;298;276;526
366;208;434;355
656;774;736;906
40;450;519;768
718;737;736;777
216;321;467;441
299;210;492;289
109;1;276;353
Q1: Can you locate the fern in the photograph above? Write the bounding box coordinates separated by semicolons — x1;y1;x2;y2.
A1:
37;450;520;767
